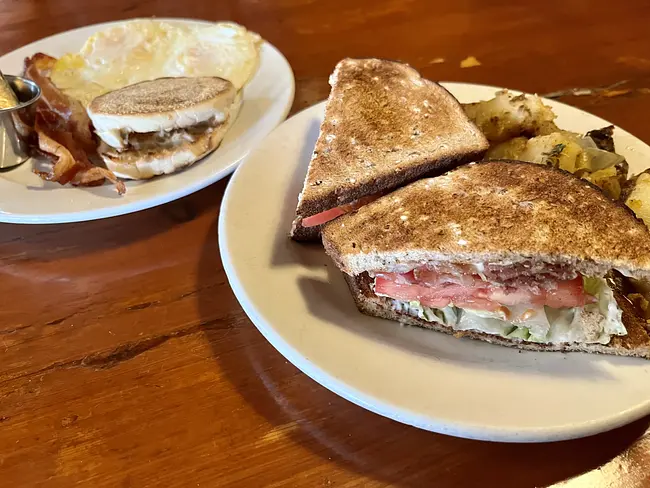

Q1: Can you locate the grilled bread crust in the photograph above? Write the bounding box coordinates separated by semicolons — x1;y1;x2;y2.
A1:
291;58;488;241
322;160;650;280
88;76;236;135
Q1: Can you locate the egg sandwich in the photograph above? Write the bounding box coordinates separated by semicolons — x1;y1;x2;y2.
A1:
322;160;650;359
290;58;489;241
87;76;241;179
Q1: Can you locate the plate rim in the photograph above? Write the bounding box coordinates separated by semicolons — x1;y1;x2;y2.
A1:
0;17;295;224
219;87;650;442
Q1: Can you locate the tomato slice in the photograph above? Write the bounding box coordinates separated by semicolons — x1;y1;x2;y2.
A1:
375;276;427;301
375;275;503;311
374;268;590;311
487;287;539;306
301;193;384;227
375;271;416;284
301;207;347;228
543;277;589;308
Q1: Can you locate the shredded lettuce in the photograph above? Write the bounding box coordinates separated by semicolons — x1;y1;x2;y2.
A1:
582;276;626;342
392;277;626;345
395;300;458;326
583;276;602;297
507;327;531;340
457;311;513;336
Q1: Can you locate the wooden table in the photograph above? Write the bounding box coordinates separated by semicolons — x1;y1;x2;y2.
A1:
2;1;650;486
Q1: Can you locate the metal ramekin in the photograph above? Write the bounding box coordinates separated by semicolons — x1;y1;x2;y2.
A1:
0;75;41;169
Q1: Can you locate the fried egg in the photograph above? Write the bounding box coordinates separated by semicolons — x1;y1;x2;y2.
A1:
50;20;262;106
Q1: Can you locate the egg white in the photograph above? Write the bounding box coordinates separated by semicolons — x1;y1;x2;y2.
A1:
50;20;262;106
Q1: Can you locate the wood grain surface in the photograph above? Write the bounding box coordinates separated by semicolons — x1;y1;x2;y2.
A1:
2;1;650;486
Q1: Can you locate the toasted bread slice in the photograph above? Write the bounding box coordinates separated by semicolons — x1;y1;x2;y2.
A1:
88;76;236;148
99;121;228;179
322;160;650;280
98;93;241;179
344;272;650;359
290;58;488;241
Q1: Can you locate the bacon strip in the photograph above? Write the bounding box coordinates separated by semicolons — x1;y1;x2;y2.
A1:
22;53;125;194
33;111;126;194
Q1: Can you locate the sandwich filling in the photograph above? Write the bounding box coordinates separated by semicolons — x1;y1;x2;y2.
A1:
98;116;228;154
372;263;626;344
301;192;384;227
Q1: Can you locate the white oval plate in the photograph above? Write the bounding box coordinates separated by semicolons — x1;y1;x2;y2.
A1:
220;82;650;443
0;18;294;223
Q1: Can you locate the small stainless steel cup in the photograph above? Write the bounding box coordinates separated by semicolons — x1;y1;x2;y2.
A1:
0;75;41;169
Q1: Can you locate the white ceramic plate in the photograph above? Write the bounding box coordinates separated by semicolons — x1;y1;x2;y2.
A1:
0;18;294;223
220;82;650;443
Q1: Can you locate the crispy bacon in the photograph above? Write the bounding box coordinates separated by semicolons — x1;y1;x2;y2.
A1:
24;54;94;150
33;111;126;194
22;53;125;194
34;113;82;185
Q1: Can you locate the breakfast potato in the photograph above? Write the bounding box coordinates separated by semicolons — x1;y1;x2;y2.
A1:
472;91;628;199
580;161;628;201
619;169;650;319
463;90;559;143
484;137;528;160
624;169;650;226
520;133;585;172
485;128;626;198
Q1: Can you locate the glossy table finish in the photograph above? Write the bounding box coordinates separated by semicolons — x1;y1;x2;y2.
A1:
2;1;650;486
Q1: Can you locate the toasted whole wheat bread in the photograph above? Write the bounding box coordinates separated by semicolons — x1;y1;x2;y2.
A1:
97;93;241;179
322;160;650;280
88;77;236;136
344;273;650;359
290;58;488;241
290;220;321;241
99;120;230;179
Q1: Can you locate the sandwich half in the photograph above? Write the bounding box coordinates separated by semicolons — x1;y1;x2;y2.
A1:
87;77;241;179
322;160;650;358
290;58;489;241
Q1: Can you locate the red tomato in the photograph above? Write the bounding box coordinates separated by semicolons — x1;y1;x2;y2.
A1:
488;287;538;306
301;207;347;227
375;275;502;311
301;193;384;228
374;268;589;311
543;277;589;308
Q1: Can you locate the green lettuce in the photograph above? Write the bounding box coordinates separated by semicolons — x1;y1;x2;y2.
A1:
393;276;626;345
